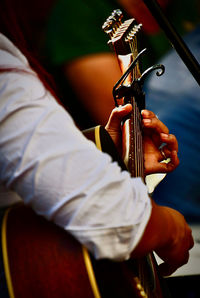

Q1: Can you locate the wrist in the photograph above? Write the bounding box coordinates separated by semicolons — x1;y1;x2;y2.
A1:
131;200;176;257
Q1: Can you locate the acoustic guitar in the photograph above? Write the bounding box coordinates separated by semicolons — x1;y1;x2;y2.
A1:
1;10;170;298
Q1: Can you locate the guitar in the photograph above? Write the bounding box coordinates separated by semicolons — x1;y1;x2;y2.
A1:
1;11;169;298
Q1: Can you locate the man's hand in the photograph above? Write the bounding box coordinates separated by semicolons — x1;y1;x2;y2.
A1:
105;105;179;175
142;109;179;175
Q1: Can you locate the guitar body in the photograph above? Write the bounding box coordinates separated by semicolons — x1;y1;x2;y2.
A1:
3;204;95;298
1;126;166;298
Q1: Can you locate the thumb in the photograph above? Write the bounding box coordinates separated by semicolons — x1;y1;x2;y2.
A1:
105;104;132;130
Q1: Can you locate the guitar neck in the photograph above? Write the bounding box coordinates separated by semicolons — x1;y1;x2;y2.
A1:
122;97;144;179
103;10;145;179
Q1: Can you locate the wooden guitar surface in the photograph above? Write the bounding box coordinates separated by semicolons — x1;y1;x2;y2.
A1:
3;204;95;298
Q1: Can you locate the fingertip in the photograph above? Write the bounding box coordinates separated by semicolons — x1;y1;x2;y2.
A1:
116;104;132;112
172;150;178;156
125;103;132;108
123;103;133;112
171;151;179;166
141;109;149;117
160;133;169;140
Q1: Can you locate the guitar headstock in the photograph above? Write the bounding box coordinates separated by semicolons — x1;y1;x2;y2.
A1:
102;9;145;108
102;9;165;108
102;9;142;56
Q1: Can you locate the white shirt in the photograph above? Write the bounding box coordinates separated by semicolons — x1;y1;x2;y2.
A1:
0;33;151;261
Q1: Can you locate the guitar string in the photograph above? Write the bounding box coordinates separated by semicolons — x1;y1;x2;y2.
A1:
134;37;141;178
135;36;144;180
129;39;137;178
136;35;144;180
130;37;142;179
134;36;143;179
130;33;146;291
135;36;147;294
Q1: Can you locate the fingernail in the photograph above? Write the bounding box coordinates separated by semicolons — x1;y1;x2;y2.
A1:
143;119;151;124
141;109;148;115
160;133;169;139
118;105;129;110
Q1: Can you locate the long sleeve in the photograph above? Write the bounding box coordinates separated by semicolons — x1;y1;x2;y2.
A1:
0;33;151;261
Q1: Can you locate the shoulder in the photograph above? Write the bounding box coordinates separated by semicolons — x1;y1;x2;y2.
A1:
0;33;30;69
0;34;49;108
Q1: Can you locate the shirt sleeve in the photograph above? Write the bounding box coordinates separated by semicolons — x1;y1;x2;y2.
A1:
0;41;152;261
44;0;117;65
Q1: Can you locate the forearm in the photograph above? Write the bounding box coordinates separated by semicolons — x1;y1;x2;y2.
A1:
131;200;172;257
